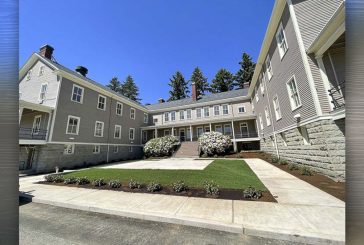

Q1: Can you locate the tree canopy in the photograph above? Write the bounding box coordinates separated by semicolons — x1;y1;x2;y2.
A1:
120;75;141;102
234;52;256;88
189;67;210;97
168;71;189;101
210;69;234;93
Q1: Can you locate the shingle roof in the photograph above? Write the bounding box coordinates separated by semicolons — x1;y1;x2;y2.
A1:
146;88;249;111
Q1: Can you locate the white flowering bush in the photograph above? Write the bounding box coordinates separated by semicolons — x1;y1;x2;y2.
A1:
199;132;232;156
144;135;180;157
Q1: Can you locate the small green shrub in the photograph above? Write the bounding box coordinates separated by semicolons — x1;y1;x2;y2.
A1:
44;174;55;182
76;177;90;185
300;167;313;176
172;180;188;193
146;181;162;192
279;159;288;165
64;177;77;184
243;186;262;199
271;156;279;163
44;174;64;183
288;163;299;171
203;180;219;196
108;180;121;188
128;179;142;189
93;178;106;187
144;135;180;157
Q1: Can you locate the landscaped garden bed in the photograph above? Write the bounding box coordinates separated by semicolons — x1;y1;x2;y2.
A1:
38;159;276;202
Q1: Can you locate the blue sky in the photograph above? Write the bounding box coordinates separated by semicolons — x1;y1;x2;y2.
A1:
20;0;274;104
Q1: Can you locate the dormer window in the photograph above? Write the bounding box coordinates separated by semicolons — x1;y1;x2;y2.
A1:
38;66;45;76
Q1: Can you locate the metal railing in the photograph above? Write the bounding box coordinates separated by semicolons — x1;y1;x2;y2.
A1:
234;132;259;139
19;128;47;140
328;81;345;110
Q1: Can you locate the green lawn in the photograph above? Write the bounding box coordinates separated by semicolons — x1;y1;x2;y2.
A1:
63;159;267;190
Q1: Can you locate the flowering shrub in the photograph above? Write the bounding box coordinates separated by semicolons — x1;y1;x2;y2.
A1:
64;177;77;184
75;177;90;185
128;179;142;189
144;135;180;157
108;180;122;188
203;180;219;196
198;132;232;156
93;178;106;187
44;174;64;183
243;186;262;199
146;181;162;192
172;180;188;193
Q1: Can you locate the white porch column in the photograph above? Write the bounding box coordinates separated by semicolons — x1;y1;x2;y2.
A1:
190;125;193;141
19;107;24;124
155;128;158;138
172;127;174;136
209;123;212;132
231;120;237;152
45;111;52;141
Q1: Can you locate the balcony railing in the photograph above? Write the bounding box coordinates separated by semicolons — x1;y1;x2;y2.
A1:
19;128;47;140
328;81;345;110
235;132;258;139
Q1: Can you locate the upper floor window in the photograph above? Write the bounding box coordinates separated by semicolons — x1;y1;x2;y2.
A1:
264;107;271;126
130;108;136;119
114;125;121;139
179;110;185;120
265;55;273;80
26;70;32;80
39;83;48;101
255;89;259;103
203;107;210;117
260;75;265;94
286;76;301;111
214;105;220;116
94;121;104;137
66;115;80;135
223;124;232;136
153;118;158;123
238;106;245;113
144;113;148;123
116;102;123;116
97;95;106;110
273;96;282;120
276;22;288;59
129;128;135;140
259;113;264;130
186;109;192;119
222;104;229;115
71;84;84;104
196;108;202;118
38;66;45;76
164;112;169;122
171;111;176;121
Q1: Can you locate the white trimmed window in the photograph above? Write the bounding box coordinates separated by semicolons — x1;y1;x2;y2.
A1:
97;95;106;110
196;108;202;118
203;107;210;117
215;125;222;133
179;110;185;120
26;70;32;80
94;121;104;137
93;145;101;154
38;66;45;76
39;83;48;101
299;126;310;145
164;112;169;122
255;89;259;103
276;22;289;59
273;96;282;120
222;104;229;115
214;105;220;116
64;144;75;155
265;55;273;80
238;106;246;114
223;124;232;136
164;130;170;136
66;116;80;135
144;113;148;123
264;107;271;126
114;125;121;139
286;76;301;110
260;76;265;94
171;111;176;121
32;115;42;134
116;102;123;116
71;84;84;103
129;128;135;140
153;118;158;123
186;109;192;119
259;113;264;130
130;108;136;119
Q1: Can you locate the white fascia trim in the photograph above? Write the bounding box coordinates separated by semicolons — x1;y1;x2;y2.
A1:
48;76;62;142
19;140;47;145
47;141;143;147
19;100;54;113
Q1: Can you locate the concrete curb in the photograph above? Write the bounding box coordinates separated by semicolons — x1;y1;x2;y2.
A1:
20;193;344;244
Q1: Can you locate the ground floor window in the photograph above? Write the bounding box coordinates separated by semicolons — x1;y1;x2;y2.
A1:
64;144;74;154
215;125;222;133
164;130;170;136
224;124;232;136
93;145;100;154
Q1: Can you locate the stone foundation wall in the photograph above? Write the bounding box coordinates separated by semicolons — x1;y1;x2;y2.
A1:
261;119;345;181
31;144;143;173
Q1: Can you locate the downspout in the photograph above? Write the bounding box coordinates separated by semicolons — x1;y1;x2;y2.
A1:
106;97;113;163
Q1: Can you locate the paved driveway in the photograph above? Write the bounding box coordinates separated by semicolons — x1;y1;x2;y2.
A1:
99;158;213;170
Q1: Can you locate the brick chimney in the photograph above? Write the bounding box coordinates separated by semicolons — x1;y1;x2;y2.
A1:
39;44;54;59
192;82;198;101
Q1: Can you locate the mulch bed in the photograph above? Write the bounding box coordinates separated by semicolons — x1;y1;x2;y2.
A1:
38;181;276;202
222;151;345;202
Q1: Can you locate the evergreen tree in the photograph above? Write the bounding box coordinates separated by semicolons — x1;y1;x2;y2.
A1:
107;77;121;93
189;67;210;97
234;52;256;88
168;71;189;101
120;75;141;102
210;69;234;93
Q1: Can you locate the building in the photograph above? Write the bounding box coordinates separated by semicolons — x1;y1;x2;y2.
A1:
249;0;345;180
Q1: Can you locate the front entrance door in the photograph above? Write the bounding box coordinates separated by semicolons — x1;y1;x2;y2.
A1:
240;123;249;138
180;129;185;141
186;128;191;141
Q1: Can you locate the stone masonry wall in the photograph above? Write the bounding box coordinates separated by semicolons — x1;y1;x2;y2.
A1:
261;119;345;181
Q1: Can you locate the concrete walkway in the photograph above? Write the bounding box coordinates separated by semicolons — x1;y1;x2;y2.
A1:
19;159;345;244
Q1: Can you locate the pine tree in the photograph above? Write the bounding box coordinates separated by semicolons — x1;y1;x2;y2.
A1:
189;67;210;97
120;75;141;102
210;69;234;93
168;71;189;101
107;77;121;93
234;52;256;88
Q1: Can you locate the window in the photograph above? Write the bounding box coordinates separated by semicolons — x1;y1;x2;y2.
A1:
265;55;273;80
94;121;104;137
214;105;220;116
299;126;310;145
179;110;185;120
129;128;135;140
153;118;158;123
38;66;45;76
152;130;156;138
143;131;147;142
64;144;75;154
215;125;222;133
273;96;282;120
286;76;301;110
196;108;202;118
186;109;192;119
238;106;245;113
259;113;264;130
197;127;204;138
97;95;106;110
260;76;265;94
203;107;210;117
255;89;259;103
252;102;255;112
265;107;271;126
71;84;84;103
39;83;48;101
116;102;123;116
276;22;288;59
204;126;210;133
26;70;32;80
280;132;287;147
144;113;148;123
93;145;101;154
224;124;232;136
113;146;118;153
164;130;170;136
130;108;136;119
32;115;42;134
240;122;249;137
222;105;229;115
171;111;176;121
66;116;80;135
129;146;133;152
164;112;169;122
114;125;121;139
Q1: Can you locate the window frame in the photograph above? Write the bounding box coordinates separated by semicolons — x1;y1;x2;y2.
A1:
214;125;222;133
238;106;246;114
259;113;264;130
32;115;42;134
203;107;210;117
264;106;271;126
144;113;148;123
26;70;32;80
39;83;48;101
164;129;170;136
186;109;192;119
114;125;122;139
94;121;104;137
130;108;136;120
171;111;176;121
93;145;101;154
129;128;135;140
179;110;185;120
113;145;119;153
286;75;302;111
222;104;229;115
63;144;75;155
223;124;232;136
272;95;282;121
38;65;45;76
265;54;273;81
275;22;289;59
129;146;133;152
196;108;202;118
164;112;169;122
213;105;220;116
71;84;84;104
116;102;123;116
97;94;107;111
66;115;80;135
